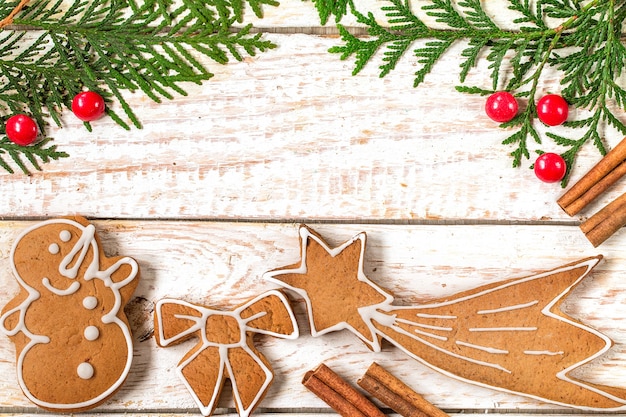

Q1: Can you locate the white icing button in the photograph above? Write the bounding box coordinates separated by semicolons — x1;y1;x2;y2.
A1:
82;296;98;310
84;326;99;341
48;243;60;254
59;230;71;242
77;362;94;380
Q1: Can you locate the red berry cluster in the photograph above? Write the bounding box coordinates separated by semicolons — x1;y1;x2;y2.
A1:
485;91;569;183
4;91;106;147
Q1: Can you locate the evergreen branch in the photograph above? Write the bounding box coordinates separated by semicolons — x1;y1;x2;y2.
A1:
508;0;548;30
414;38;454;87
0;0;30;29
0;0;280;174
311;0;351;25
330;0;624;185
501;106;540;168
381;0;426;31
454;85;492;95
423;0;470;30
0;136;68;175
457;0;498;31
459;37;488;82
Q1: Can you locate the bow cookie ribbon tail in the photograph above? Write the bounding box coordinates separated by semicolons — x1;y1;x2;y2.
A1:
154;289;299;417
179;342;274;417
235;289;299;340
154;298;207;347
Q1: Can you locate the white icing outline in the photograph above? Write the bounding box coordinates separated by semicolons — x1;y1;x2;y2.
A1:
477;300;539;315
416;313;456;319
468;326;538;332
264;228;625;410
263;226;394;351
385;317;512;373
393;317;449;341
524;350;564;356
377;257;626;410
0;218;139;410
155;290;299;417
456;340;509;354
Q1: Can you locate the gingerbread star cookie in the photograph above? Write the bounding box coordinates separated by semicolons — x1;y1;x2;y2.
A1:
265;225;626;410
0;216;140;412
264;225;393;351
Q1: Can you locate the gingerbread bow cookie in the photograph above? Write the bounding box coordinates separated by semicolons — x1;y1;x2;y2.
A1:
154;290;298;417
0;216;140;412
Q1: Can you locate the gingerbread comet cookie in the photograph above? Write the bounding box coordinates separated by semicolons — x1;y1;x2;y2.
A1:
265;225;626;410
154;290;298;417
0;216;140;412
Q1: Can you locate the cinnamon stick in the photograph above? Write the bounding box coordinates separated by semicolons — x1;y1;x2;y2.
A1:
580;192;626;247
358;362;449;417
302;363;385;417
558;137;626;216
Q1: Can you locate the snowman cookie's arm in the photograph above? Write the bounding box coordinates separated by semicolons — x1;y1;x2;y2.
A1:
0;286;40;338
101;256;140;305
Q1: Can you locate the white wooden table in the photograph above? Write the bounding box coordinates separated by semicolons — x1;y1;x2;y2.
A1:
2;1;626;416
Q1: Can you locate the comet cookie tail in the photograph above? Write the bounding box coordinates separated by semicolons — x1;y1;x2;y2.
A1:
373;256;626;410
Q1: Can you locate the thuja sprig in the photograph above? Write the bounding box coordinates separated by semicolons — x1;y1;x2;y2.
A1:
0;136;67;174
328;0;626;185
0;0;278;174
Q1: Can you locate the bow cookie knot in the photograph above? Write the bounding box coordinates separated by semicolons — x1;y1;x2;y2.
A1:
154;290;298;417
205;313;246;345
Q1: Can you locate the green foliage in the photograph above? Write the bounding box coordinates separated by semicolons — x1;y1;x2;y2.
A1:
312;0;351;24
0;0;278;174
328;0;626;186
0;136;68;174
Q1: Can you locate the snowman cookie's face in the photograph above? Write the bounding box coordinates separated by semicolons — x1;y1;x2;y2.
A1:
12;221;90;295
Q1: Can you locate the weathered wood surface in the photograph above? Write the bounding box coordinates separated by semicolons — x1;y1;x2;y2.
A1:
1;32;623;222
1;221;626;416
3;1;626;416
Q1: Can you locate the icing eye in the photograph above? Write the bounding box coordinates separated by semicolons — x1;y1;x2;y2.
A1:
82;296;98;310
48;243;60;255
77;362;94;380
59;230;71;242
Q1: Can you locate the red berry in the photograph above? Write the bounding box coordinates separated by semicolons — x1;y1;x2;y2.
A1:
485;91;518;123
534;153;566;183
536;94;568;126
5;114;38;146
72;91;106;122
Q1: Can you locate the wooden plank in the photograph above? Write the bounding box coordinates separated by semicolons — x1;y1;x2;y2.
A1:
0;220;625;413
0;34;621;221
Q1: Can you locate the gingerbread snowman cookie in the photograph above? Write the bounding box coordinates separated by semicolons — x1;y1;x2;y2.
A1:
0;216;140;412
